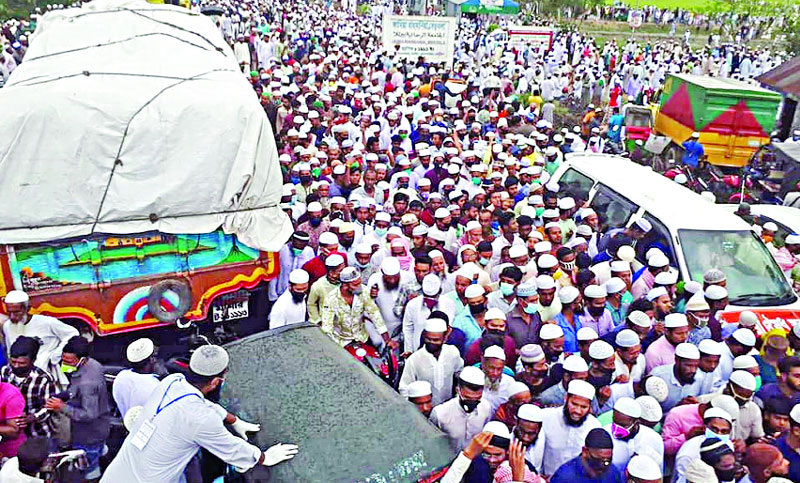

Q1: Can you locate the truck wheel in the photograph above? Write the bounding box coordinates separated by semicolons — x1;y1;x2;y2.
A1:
147;279;192;323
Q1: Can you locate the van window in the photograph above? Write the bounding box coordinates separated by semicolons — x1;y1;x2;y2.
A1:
559;168;594;201
591;184;639;232
637;213;676;266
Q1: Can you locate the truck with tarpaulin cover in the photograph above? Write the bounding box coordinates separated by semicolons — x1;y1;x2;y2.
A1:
655;74;782;168
0;0;293;362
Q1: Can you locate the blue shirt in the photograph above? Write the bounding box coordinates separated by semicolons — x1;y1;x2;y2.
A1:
776;435;800;483
453;313;484;348
553;312;582;353
681;140;705;168
550;456;625;483
607;115;624;143
649;363;704;412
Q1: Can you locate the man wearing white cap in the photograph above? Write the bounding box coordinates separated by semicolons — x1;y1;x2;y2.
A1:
269;231;315;303
580;284;614;337
296;202;330;251
613;329;646;384
537;354;589;406
405;381;434;418
510;403;546;474
402;274;456;353
631;252;669;301
604;397;664;472
644;313;689;373
2;290;79;388
367;257;412;345
481;345;516;414
307;253;345;326
698;370;764;445
112;338;161;419
430;366;492;451
321;267;396;349
649;342;704;412
301;231;340;284
540;379;601;476
535;274;561;323
674;407;735;483
399;318;464;406
453;284;489;347
625;454;662;483
714;327;757;391
103;345;298;482
269;269;310;330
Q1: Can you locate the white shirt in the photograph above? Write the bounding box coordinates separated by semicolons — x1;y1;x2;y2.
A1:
673;435;705;483
101;374;261;483
367;271;413;336
429;397;492;451
399;345;464;406
0;457;44;482
269;290;307;330
605;424;664;472
3;314;79;386
401;295;456;353
483;373;515;414
613;352;646;383
524;434;546;473
540;405;600;476
112;369;161;418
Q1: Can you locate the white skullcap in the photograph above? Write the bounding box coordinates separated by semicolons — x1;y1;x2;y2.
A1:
584;284;607;299
589;340;614;360
319;232;339;246
540;324;564;340
738;311;758;327
636;395;663;423
307;201;323;212
412;226;429;237
684;280;703;294
356;243;372;255
704;406;734;424
685;293;711;312
424;318;447;333
517;404;544;423
434;208;450;219
486;307;506;321
483;421;511;440
563;354;589;372
605;277;626;294
538;254;558;269
704;285;728;301
665;313;689;328
466;220;481;231
381;257;401;276
791;403;800;424
376;212;391;223
577;327;599;341
628;455;662;480
460;366;485;386
764;222;778;232
509;381;530;397
615;245;635;263
509;245;527;259
189;345;230;376
685;460;719;483
730;370;757;391
627;311;652;328
123;405;144;431
3;290;29;305
732;328;756;347
614;396;642;418
325;254;345;268
615;329;640;348
535;275;556;290
407;380;432;399
464;284;485;299
654;270;678;285
126;338;155;364
646;286;668;301
649;254;670;268
710;395;739;421
484;345;506;361
567;379;595;400
675;343;700;360
786;234;800;245
289;269;309;284
558;197;576;210
698;339;723;356
422;274;441;297
558;286;580;304
645;376;669;402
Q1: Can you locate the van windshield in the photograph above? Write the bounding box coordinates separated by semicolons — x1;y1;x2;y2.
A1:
679;229;797;307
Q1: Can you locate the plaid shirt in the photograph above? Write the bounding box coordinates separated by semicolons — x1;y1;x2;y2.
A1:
0;365;55;437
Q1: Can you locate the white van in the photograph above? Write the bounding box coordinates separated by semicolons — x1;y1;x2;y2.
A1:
550;154;800;314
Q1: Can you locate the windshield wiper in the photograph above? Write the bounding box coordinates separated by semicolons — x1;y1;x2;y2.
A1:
730;293;796;306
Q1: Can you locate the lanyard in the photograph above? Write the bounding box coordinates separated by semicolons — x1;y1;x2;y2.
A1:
156;379;202;416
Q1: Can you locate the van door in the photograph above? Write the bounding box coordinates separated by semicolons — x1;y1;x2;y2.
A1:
557;167;595;203
590;183;640;233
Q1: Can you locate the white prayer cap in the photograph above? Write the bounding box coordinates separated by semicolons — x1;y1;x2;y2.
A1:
791;403;800;424
614;397;641;418
289;269;309;284
730;370;757;391
645;376;669;402
558;286;580;304
646;286;668;301
126;338;155;364
381;257;401;276
685;460;718;483
189;345;229;376
627;455;662;480
376;212;391;223
123;405;144;431
519;344;545;363
605;277;626;295
319;232;338;246
563;354;589;372
617;245;636;262
356;243;372;255
425;318;447;333
627;310;652;328
485;308;506;321
407;380;432;399
509;381;530;397
307;201;323;212
539;324;564;340
535;275;556;290
685;293;710;312
509;245;527;259
324;254;345;268
464;284;485;299
583;284;607;299
484;345;506;361
704;285;728;301
615;329;640;348
786;234;800;245
483;421;511;440
648;253;669;268
558;197;575;210
738;311;758;327
3;290;29;305
588;340;614;360
733;355;758;370
412;225;429;237
534;241;552;254
609;260;630;274
340;267;360;283
704;406;734;424
422;274;441;297
434;208;450;219
577;327;598;341
684;280;703;294
460;366;485;386
517;404;544;423
654;269;678;285
675;343;700;360
636;395;663;423
732;328;756;347
764;222;778;232
699;339;723;356
665;313;689;328
537;254;558;269
567;379;595;401
466;220;481;231
709;395;739;421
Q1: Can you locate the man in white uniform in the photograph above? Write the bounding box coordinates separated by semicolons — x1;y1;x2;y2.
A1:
269;269;310;329
399;318;464;406
430;366;492;451
112;338;161;419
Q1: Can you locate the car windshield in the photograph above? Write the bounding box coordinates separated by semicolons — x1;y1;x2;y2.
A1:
679;229;797;307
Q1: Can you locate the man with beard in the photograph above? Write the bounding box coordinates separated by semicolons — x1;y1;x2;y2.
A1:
649;342;704;412
550;428;623;483
696;437;739;483
540;380;601;476
715;328;757;390
604;397;663;472
269;269;310;329
613;330;645;384
399;318;464;407
644;313;689;373
624;455;662;483
430;366;493;451
760;397;792;442
776;404;800;482
480;346;516;414
646;286;673;327
406;381;435;418
538;354;590;407
515;344;551;397
539;324;566;365
702;370;763;446
465;309;517;368
511;404;546;474
587;341;617;412
536;275;562;323
493;381;531;428
757;356;800;407
743;443;791;483
696;339;724;394
580;285;614;338
402;274;456;353
307;254;345;326
302;231;341;284
368;257;412;345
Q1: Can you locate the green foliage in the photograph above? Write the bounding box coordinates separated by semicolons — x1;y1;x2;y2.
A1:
356;3;371;15
487;23;500;33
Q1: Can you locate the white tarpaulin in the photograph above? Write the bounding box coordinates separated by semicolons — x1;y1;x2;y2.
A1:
0;0;292;252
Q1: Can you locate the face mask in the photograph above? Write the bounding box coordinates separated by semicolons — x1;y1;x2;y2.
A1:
310;218;322;227
469;303;486;315
705;428;731;444
754;375;762;392
731;385;752;406
425;342;443;355
588;370;613;388
355;261;370;269
587;305;606;317
299;175;312;184
290;176;300;184
611;422;632;439
351;286;363;296
472;177;482;186
561;261;575;271
695;316;709;327
459;394;481;413
374;227;388;237
523;303;539;315
587;455;611;474
716;468;737;483
292;247;303;257
312;168;321;178
479;257;490;266
400;134;408;140
535;207;545;217
290;291;306;303
61;362;79;374
11;366;30;378
500;282;515;297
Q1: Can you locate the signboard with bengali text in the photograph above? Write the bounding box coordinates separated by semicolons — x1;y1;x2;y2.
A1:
382;15;457;68
506;26;554;50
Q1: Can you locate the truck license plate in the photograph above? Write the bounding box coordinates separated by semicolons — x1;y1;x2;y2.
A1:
212;300;249;322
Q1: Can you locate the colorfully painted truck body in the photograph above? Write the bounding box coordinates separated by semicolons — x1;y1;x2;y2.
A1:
655;74;782;167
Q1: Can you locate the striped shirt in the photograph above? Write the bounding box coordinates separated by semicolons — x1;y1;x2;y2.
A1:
0;365;55;438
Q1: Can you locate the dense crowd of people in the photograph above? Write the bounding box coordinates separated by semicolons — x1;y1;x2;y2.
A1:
0;0;799;481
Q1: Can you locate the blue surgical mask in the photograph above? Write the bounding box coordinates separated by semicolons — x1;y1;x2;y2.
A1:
500;282;515;297
479;257;490;266
754;375;762;392
375;227;388;237
705;428;731;445
523;303;539;315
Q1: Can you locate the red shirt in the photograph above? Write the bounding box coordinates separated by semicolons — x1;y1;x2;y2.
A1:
464;337;517;369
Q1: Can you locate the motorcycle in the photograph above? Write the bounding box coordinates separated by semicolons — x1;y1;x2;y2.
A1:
344;330;401;389
39;449;87;483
